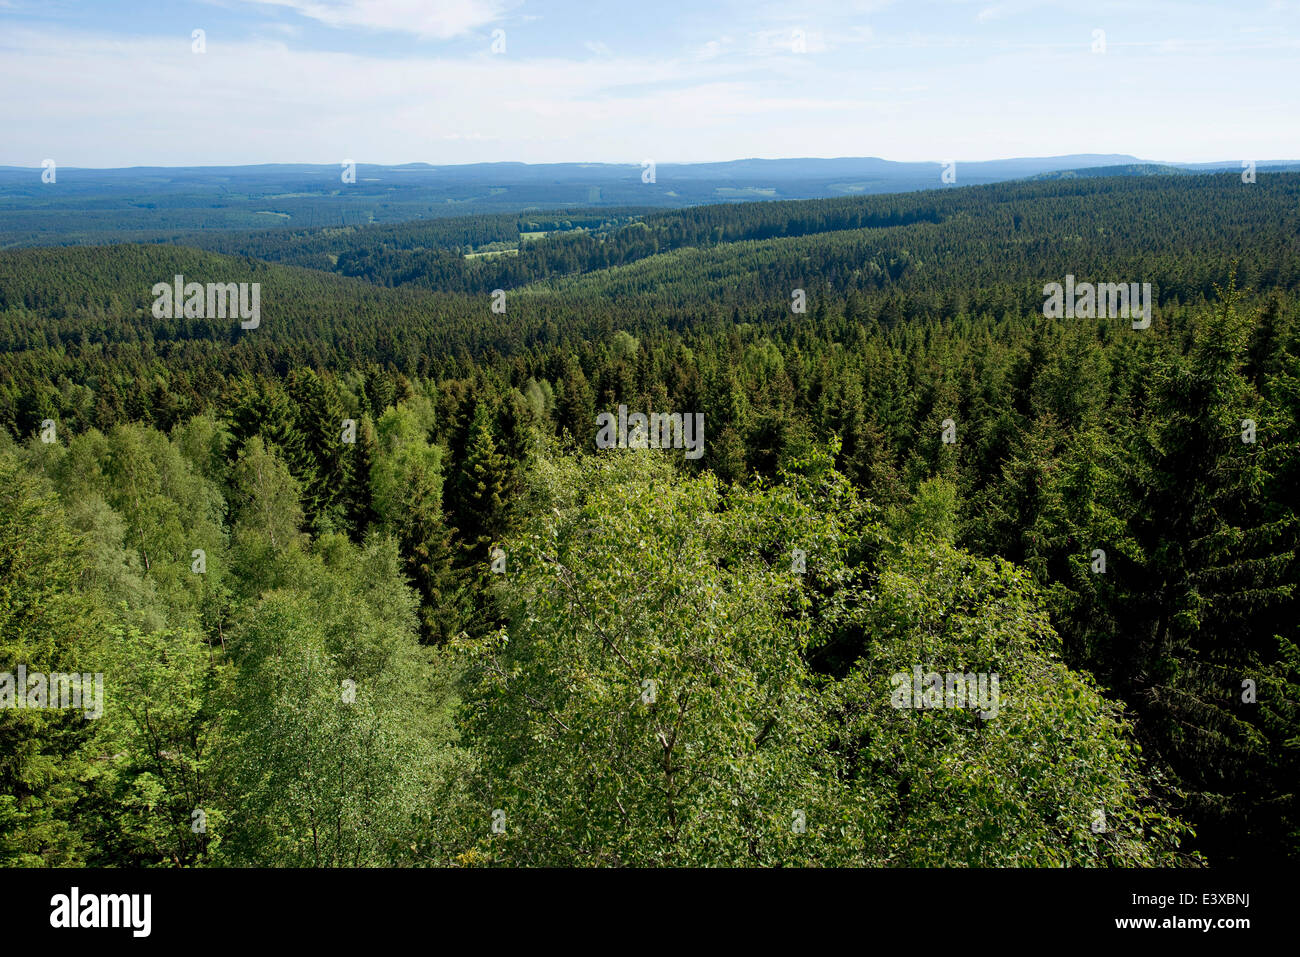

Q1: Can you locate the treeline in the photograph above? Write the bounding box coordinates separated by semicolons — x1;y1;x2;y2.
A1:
155;171;1300;298
148;209;650;275
2;172;1297;373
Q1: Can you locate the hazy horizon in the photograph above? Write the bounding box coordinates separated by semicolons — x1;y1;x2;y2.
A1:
3;0;1297;168
4;154;1300;172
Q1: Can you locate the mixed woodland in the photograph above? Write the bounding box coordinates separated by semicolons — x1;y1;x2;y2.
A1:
1;172;1297;866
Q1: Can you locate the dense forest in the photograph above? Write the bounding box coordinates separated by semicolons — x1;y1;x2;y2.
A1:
1;172;1296;866
14;155;1261;247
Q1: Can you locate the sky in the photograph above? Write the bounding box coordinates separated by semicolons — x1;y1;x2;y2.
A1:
1;0;1297;167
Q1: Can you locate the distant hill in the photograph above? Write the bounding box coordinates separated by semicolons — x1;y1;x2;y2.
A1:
1029;163;1188;179
2;155;1298;246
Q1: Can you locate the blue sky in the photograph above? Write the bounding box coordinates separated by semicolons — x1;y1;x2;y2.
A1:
2;0;1297;167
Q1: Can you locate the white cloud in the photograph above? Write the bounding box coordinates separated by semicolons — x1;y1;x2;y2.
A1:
749;27;828;55
695;37;733;60
0;11;1296;167
0;27;759;164
240;0;510;39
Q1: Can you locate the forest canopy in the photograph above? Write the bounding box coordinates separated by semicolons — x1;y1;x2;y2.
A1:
1;172;1297;866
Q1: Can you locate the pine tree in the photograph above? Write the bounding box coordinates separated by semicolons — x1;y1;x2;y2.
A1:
447;403;508;564
286;367;347;534
1115;276;1298;861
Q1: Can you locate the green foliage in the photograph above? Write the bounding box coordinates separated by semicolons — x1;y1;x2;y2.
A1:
87;623;229;865
2;173;1297;866
460;452;1191;865
0;456;105;865
216;536;466;866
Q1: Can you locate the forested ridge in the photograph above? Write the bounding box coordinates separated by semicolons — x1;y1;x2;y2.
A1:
1;172;1296;866
168;171;1300;297
12;155;1259;248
